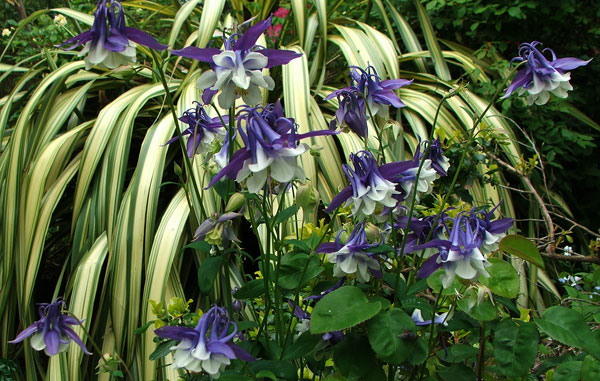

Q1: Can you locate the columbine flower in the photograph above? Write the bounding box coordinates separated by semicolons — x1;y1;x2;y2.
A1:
411;309;449;326
154;305;254;377
326;89;369;138
194;212;241;248
9;298;91;356
325;151;417;217
416;205;513;288
207;102;337;193
165;102;227;158
502;41;591;105
172;17;302;109
317;224;381;282
326;65;412;137
2;28;10;37
563;246;573;256
59;0;167;69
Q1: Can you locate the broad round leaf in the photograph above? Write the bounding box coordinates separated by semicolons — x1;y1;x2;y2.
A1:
480;257;520;298
367;308;416;360
493;320;539;377
500;235;545;270
535;306;590;348
310;286;381;334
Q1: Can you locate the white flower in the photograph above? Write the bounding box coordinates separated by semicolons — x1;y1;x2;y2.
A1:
54;14;67;27
2;29;11;37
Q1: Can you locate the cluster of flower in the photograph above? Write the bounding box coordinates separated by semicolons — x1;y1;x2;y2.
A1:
9;0;591;378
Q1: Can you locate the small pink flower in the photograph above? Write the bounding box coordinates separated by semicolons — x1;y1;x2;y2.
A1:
274;7;290;18
266;24;283;38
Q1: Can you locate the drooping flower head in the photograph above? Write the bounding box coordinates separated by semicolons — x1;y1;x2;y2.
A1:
165;102;227;158
317;223;382;283
154;305;254;377
325;151;401;217
59;0;167;69
326;65;412;137
327;88;369;138
416;204;513;288
194;212;242;248
207;102;337;193
9;298;91;356
172;17;302;109
502;41;591;105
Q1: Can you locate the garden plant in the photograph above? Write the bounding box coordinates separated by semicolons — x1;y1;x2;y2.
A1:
1;0;599;380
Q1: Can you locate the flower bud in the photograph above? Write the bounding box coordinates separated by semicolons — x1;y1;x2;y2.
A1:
225;192;246;212
365;223;381;242
296;182;319;210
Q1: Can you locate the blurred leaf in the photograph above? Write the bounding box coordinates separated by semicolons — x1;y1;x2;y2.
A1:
367;308;416;363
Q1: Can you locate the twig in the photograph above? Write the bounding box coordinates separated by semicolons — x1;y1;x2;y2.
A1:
537;247;600;265
488;152;555;252
548;210;600;239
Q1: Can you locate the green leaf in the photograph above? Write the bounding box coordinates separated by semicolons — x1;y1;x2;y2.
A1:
500;235;545;270
582;356;600;381
149;340;175;360
437;344;478;363
278;253;323;290
310;286;381;334
197;256;223;295
234;279;266;299
135;321;155;335
493;320;539;377
273;205;298;226
282;332;323;360
248;360;297;381
535;306;590;348
554;361;582;381
480;257;520;298
333;334;382;379
367;308;416;360
438;364;476;381
184;240;212;254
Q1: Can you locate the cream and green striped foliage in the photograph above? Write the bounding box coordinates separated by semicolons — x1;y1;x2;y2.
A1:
0;0;563;378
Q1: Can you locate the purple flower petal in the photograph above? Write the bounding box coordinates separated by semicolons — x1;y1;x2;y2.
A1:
44;329;61;356
324;186;352;213
171;46;222;62
417;254;441;279
259;48;303;68
8;322;39;343
124;27;167;50
226;342;256;361
552;57;591;71
234;17;272;51
62;326;92;355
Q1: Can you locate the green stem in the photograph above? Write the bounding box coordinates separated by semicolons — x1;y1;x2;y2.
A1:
149;49;205;223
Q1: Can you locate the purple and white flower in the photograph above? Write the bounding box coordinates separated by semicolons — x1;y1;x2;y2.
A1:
411;308;449;327
317;224;381;282
172;17;302;109
416;205;513;288
207;102;337;193
165;102;227;158
194;212;241;248
154;305;254;377
502;41;591;105
326;65;412;137
59;0;167;69
9;298;91;356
